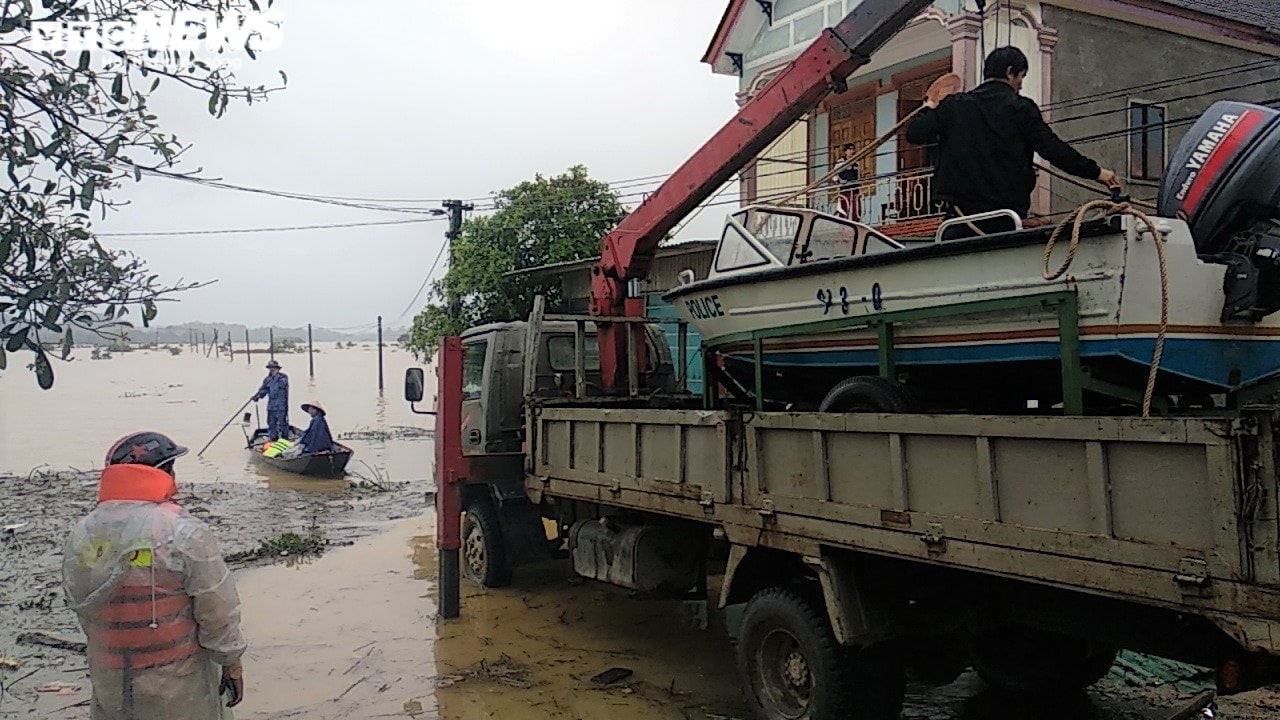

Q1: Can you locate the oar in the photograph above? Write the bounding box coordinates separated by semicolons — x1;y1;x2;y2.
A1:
198;398;254;457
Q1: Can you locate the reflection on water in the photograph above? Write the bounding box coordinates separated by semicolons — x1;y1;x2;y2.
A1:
0;344;437;485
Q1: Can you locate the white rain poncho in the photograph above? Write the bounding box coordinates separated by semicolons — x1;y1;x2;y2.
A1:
63;490;246;720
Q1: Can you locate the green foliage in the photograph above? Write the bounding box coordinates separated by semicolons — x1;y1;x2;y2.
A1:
406;165;625;359
1;1;285;388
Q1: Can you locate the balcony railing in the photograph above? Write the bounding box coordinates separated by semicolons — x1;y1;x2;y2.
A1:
754;167;945;228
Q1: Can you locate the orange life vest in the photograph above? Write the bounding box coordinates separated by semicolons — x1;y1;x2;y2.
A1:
91;465;200;671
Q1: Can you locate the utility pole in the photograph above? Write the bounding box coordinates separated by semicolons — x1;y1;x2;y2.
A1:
441;200;474;322
377;315;384;393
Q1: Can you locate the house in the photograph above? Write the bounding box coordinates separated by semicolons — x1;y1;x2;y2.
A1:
507;240;717;393
704;0;1280;233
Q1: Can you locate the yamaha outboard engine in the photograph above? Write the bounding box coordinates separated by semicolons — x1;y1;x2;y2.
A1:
1159;101;1280;321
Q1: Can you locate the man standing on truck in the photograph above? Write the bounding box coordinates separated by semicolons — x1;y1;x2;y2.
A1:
905;46;1119;224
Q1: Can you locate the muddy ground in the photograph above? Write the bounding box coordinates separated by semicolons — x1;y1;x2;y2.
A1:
0;468;427;715
2;478;1278;719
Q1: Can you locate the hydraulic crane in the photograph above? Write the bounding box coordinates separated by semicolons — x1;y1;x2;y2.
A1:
589;0;937;391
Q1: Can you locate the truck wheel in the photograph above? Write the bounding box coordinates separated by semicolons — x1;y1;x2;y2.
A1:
462;500;512;588
737;587;904;720
818;376;921;413
969;627;1117;696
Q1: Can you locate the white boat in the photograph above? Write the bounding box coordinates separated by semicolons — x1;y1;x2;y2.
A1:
664;101;1280;413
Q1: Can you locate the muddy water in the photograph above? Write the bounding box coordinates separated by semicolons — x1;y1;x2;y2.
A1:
0;344;436;717
0;343;433;482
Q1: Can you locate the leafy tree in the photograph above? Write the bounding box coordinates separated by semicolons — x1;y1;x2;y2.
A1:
1;1;284;387
407;165;625;359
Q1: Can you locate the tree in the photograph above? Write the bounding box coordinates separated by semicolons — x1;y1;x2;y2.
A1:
407;165;625;359
1;1;284;387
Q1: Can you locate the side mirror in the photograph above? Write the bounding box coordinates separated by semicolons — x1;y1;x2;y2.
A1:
405;367;425;403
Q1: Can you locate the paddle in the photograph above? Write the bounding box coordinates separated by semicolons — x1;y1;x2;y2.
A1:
198;398;255;457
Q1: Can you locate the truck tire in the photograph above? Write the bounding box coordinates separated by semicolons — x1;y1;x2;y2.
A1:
969;627;1117;696
462;500;512;588
818;376;921;413
736;587;904;720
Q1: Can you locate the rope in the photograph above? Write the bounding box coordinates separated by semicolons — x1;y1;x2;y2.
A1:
1034;162;1158;210
1043;200;1169;417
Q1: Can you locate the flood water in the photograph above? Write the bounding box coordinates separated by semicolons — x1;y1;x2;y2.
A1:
0;343;433;483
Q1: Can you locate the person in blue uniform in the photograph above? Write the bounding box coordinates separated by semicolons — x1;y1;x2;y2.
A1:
297;401;334;454
251;360;289;441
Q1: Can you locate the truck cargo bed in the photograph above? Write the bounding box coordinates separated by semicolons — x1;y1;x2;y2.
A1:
527;406;1280;653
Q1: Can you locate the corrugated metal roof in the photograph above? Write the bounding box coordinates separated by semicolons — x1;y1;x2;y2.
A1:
1156;0;1280;33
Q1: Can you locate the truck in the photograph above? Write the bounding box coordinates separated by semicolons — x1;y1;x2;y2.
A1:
405;1;1280;717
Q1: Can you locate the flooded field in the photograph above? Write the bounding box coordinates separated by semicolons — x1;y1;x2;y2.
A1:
3;346;1279;720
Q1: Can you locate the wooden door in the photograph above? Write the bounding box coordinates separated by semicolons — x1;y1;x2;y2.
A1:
828;94;876;180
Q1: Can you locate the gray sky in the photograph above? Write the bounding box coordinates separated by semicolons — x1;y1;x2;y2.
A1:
95;0;741;331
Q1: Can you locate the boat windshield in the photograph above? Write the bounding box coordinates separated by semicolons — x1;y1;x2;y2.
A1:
804;216;858;263
737;208;802;263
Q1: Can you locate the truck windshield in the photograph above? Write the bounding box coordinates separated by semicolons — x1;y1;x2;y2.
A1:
547;335;600;371
462;341;487;400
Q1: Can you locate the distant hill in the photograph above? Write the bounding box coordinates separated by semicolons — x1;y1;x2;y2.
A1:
81;322;409;346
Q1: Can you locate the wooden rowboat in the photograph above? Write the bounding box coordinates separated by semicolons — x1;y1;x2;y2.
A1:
247;427;353;479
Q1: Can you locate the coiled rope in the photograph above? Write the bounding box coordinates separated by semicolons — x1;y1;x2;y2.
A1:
1043;200;1169;417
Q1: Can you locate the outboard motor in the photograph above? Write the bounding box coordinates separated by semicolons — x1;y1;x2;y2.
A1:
1159;101;1280;321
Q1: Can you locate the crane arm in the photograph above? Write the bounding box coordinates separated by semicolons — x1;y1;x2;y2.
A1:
590;0;937;390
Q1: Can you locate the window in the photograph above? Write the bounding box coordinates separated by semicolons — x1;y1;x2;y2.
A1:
804;217;858;262
741;208;801;264
547;335;601;372
462;340;487;400
715;225;771;271
1129;102;1166;181
863;233;901;255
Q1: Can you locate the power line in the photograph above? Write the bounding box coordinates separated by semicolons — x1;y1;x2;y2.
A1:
96;213;445;237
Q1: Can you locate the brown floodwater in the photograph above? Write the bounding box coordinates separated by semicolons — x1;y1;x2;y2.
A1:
0;343;435;483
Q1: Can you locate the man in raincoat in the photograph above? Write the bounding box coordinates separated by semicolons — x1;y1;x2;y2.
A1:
63;432;247;720
251;359;289;441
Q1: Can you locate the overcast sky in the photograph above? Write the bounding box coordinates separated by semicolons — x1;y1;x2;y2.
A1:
94;0;741;331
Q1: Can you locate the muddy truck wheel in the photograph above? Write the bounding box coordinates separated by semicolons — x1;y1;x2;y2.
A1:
969;626;1117;696
462;500;512;588
736;587;904;720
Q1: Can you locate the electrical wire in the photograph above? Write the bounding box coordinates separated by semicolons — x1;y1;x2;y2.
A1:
97;216;446;239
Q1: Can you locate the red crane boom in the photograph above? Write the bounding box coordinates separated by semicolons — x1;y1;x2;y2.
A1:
590;0;936;390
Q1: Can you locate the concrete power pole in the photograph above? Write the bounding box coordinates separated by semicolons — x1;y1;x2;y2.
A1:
441;200;474;323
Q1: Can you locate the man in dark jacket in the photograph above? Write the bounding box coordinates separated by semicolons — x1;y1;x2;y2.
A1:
906;46;1117;221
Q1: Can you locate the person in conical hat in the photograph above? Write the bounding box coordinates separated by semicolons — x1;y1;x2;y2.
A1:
250;359;289;441
297;400;334;454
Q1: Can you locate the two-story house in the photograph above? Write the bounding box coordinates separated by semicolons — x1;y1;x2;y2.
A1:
704;0;1280;236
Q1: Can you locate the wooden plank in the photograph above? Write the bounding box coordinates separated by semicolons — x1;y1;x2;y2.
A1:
538;407;727;426
523;295;545;399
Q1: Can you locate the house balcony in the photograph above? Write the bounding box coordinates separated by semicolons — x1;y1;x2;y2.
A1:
752;166;946;238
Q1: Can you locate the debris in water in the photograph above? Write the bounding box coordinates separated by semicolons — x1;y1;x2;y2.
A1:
36;682;81;693
0;656;19;671
1108;651;1214;693
3;523;26;533
441;654;533;690
403;698;424;715
590;667;634;686
338;426;433;441
17;632;87;654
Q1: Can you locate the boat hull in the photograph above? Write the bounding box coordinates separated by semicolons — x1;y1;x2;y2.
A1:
667;218;1280;395
248;428;353;479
